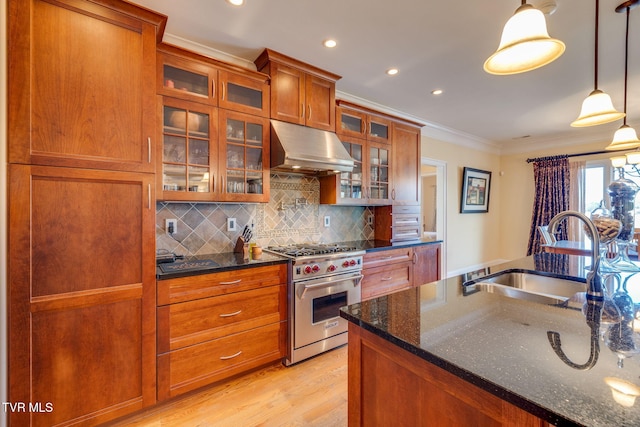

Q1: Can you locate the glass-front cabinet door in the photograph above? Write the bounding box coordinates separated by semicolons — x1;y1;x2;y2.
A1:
160;98;218;201
158;53;218;105
338;137;365;204
219;110;269;202
367;115;391;144
368;141;391;204
336;106;366;139
218;70;270;117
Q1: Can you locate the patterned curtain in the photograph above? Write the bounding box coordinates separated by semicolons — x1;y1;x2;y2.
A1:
527;156;570;255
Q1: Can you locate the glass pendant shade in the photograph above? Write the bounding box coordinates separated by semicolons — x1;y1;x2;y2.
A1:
627;151;640;164
484;4;565;75
605;125;640;150
571;89;625;127
611;156;628;168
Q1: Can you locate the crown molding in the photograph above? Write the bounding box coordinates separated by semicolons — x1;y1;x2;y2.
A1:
162;33;258;70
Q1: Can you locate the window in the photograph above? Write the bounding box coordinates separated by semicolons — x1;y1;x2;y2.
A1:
586;160;640;228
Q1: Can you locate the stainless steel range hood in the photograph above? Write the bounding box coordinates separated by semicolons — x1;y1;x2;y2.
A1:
270;120;354;175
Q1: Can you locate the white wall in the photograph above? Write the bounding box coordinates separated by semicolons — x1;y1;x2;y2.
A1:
421;134;503;275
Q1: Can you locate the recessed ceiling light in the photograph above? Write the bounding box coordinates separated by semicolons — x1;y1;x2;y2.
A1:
431;89;443;95
226;0;244;6
386;68;399;76
323;39;337;48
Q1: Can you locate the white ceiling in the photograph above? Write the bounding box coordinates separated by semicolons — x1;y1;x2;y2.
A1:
130;0;640;153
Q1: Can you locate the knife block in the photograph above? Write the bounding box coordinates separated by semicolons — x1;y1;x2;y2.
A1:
234;237;249;258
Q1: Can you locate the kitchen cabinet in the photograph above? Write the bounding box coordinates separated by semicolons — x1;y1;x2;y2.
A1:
412;243;442;286
391;122;422;206
254;48;340;131
157;264;287;400
323;101;425;206
8;0;162;173
361;244;441;300
361;247;413;300
347;325;548;426
8;165;157;427
158;45;270;118
158;46;271;202
336;101;392;144
159;97;219;201
218;110;270;202
374;205;421;242
320;132;392;205
7;1;164;426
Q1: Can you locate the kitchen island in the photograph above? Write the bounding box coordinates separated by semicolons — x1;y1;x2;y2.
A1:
340;253;640;426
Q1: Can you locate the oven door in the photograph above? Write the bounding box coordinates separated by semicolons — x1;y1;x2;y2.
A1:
293;271;363;350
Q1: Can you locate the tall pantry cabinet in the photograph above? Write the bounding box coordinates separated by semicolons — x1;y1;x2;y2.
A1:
7;1;166;426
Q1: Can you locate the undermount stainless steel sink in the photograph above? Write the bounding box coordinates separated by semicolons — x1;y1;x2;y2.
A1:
463;271;587;307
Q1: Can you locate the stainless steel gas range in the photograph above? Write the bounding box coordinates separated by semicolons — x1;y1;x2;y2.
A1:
265;243;365;365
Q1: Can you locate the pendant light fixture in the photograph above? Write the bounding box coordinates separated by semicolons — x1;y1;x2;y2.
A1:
605;0;640;150
484;1;565;75
572;0;625;127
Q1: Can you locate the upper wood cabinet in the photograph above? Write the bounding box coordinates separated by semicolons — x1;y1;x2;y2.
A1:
158;44;270;117
218;110;270;203
157;99;270;203
391;122;422;206
254;48;340;131
8;0;164;173
158;97;220;201
336;101;392;144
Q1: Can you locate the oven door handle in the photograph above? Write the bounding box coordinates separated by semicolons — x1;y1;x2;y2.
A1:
299;274;364;299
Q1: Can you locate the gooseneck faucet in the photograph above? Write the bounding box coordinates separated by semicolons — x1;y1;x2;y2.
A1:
547;210;604;300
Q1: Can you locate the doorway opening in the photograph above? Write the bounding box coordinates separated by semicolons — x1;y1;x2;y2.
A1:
421;157;447;275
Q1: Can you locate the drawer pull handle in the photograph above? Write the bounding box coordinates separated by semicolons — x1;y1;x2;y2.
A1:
220;351;242;360
219;310;242;318
219;279;242;285
381;276;393;281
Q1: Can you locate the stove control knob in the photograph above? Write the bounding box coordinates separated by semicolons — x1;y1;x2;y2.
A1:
304;265;313;274
327;264;337;272
349;259;356;266
312;264;320;273
342;261;350;268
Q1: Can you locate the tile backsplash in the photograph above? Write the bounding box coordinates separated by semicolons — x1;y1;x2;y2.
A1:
156;174;375;256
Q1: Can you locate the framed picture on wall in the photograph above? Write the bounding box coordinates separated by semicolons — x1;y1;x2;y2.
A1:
460;167;491;213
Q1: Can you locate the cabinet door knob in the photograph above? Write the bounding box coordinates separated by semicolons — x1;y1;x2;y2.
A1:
212;79;216;98
221;82;226;101
147;137;151;163
219;279;241;285
308;104;312;121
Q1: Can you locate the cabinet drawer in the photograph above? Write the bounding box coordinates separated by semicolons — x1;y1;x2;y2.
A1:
364;247;412;269
157;263;287;305
158;285;285;353
158;322;284;400
392;226;421;242
362;262;412;300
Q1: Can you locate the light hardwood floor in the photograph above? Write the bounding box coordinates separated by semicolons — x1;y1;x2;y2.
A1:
109;346;348;427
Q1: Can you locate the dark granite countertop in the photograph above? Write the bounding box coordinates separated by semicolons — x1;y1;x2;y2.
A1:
339;238;442;252
156;251;290;280
156;240;441;279
340;253;640;426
